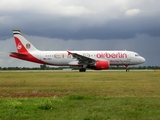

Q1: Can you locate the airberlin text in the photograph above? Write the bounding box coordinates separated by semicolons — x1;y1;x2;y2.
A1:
96;52;127;58
51;52;127;59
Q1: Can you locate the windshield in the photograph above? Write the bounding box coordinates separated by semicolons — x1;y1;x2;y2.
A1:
135;54;140;57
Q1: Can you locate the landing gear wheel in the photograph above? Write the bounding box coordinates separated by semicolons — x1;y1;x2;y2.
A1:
125;65;129;72
79;68;86;72
126;68;129;72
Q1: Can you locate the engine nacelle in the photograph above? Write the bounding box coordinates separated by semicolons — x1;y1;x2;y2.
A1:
94;61;109;70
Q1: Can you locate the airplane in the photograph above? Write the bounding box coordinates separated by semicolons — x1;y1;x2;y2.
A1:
10;30;145;72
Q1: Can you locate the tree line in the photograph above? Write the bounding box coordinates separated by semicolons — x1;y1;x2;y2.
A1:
0;65;160;70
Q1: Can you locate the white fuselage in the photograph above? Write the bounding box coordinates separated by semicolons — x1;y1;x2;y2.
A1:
31;50;145;66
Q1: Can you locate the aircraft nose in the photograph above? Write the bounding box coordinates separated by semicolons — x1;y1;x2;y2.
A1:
141;57;145;63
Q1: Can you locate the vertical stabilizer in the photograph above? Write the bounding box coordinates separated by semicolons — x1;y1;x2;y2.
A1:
12;30;38;53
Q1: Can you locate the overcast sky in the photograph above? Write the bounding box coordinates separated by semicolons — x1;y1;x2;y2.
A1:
0;0;160;67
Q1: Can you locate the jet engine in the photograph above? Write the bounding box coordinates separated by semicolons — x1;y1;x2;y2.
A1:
89;61;109;70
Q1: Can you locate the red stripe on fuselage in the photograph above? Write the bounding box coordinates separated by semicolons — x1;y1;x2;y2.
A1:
10;52;48;65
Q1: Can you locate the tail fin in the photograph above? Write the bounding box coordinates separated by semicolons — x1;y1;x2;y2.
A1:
12;30;38;53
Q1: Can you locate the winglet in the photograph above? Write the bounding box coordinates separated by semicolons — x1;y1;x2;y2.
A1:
67;50;72;55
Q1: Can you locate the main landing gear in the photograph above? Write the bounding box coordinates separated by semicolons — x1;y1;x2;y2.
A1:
126;65;129;72
79;68;86;72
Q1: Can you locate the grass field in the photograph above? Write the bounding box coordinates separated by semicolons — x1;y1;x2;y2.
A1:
0;71;160;120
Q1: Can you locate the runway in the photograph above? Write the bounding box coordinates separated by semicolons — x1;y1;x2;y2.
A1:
0;69;155;72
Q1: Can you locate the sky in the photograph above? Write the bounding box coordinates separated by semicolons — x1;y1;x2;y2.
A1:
0;0;160;68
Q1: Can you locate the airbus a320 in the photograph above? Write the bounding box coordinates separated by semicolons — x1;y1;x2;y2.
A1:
10;30;145;72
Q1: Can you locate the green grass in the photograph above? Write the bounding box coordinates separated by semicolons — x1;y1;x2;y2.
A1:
0;71;160;119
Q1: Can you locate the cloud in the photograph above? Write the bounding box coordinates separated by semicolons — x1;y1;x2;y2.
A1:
125;9;141;16
0;0;160;40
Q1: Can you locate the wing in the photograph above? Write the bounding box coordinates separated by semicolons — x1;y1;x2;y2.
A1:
67;51;95;65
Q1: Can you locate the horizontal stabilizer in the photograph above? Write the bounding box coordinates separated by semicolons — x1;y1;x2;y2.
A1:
10;52;28;57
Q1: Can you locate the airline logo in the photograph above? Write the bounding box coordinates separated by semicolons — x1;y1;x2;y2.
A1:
17;43;22;50
96;52;127;58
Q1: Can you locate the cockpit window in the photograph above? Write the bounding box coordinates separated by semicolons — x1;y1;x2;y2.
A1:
135;54;139;57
